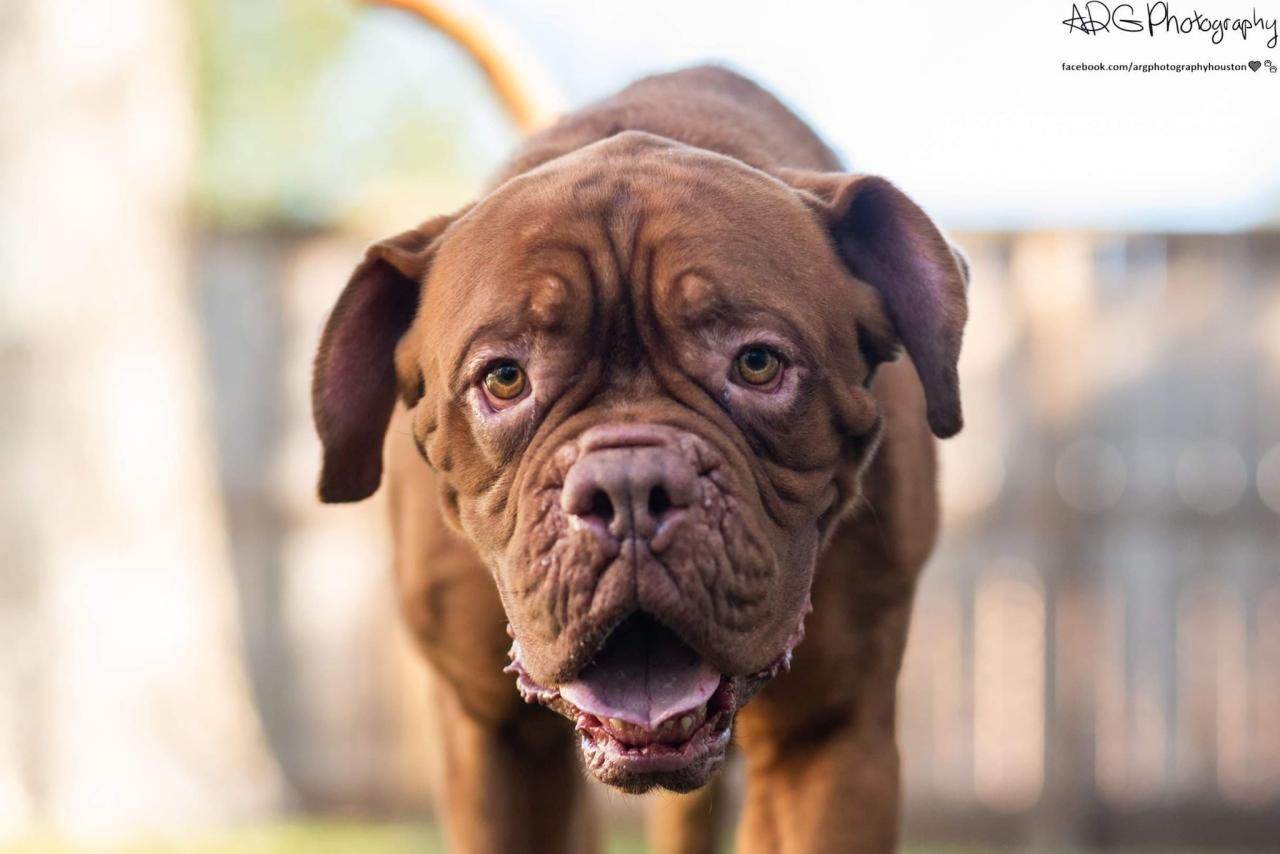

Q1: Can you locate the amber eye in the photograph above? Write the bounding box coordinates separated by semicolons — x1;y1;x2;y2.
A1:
735;346;782;386
483;361;527;402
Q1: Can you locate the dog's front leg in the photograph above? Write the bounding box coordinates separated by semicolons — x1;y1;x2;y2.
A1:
647;776;727;854
734;710;900;853
432;682;598;854
731;536;916;854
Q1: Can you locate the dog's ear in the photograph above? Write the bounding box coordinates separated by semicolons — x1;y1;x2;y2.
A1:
780;169;969;438
311;214;454;503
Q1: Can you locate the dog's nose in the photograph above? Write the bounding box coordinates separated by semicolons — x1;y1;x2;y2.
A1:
561;442;697;541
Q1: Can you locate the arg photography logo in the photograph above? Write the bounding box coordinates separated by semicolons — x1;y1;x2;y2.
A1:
1062;2;1279;47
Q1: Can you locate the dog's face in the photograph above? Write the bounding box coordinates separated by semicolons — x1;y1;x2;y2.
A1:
313;132;967;792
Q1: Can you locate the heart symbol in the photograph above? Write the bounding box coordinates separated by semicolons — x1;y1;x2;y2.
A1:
1249;60;1262;71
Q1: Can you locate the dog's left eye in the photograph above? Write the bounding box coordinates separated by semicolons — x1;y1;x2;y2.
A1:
482;361;528;405
734;346;782;387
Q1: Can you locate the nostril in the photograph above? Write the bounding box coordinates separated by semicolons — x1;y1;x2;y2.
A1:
588;489;614;523
648;484;671;519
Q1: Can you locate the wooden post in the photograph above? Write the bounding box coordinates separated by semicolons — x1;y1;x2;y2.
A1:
0;0;282;837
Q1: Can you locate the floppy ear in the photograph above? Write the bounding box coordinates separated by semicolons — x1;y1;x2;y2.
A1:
780;169;969;438
311;215;453;503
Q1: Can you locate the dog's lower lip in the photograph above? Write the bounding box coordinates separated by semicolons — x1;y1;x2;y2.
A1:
503;597;812;787
574;678;735;773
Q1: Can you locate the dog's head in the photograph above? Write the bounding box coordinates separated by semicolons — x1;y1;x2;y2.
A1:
312;132;967;792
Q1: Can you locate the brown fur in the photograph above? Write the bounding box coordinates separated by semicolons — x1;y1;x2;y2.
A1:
313;66;967;852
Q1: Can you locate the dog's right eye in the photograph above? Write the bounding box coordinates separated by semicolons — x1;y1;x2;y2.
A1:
733;346;783;388
482;361;529;406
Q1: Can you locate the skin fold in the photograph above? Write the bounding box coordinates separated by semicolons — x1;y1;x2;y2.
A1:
313;65;968;853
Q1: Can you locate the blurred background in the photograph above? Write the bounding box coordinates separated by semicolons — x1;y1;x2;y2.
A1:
1;0;1278;851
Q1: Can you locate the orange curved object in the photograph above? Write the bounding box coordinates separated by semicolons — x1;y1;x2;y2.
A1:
367;0;564;134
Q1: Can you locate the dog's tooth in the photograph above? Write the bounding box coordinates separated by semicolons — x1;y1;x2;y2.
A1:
679;714;694;733
608;718;623;731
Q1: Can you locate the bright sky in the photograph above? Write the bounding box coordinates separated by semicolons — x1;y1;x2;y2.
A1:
463;0;1280;232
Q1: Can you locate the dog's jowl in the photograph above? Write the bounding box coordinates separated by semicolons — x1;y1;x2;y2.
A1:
312;66;968;853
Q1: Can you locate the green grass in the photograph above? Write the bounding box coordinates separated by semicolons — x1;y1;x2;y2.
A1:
0;821;646;854
0;823;1257;854
2;822;440;854
0;822;433;854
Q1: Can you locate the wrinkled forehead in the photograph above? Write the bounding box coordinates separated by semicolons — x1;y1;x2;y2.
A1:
422;135;846;370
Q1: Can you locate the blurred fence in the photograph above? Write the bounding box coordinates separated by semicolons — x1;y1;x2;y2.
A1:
903;232;1280;848
190;228;1280;847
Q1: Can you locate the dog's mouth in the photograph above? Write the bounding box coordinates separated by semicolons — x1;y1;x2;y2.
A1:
561;614;733;789
505;608;809;792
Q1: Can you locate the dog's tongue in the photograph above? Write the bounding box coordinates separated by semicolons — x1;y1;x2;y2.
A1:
559;616;721;729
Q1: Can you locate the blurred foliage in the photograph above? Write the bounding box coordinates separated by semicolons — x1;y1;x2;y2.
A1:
189;0;515;229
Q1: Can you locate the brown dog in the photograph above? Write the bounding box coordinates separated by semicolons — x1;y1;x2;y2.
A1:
312;66;967;853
